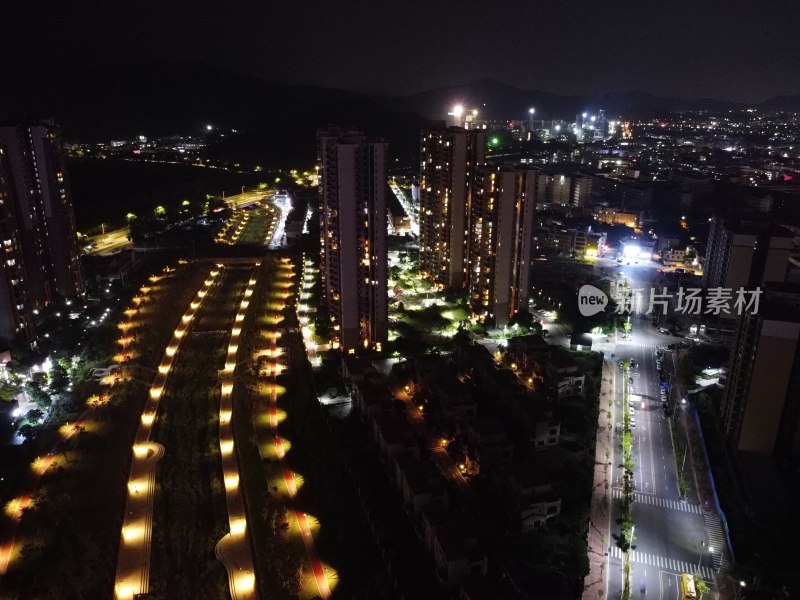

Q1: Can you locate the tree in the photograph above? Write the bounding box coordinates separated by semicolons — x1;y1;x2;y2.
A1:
26;382;51;409
26;408;45;423
694;577;709;599
48;364;69;393
17;423;38;442
0;380;20;402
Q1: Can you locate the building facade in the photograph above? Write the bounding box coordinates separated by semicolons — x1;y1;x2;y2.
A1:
702;217;791;291
317;127;388;352
468;166;536;326
0;119;84;343
419;125;486;289
720;285;800;456
0;152;35;342
0;119;84;307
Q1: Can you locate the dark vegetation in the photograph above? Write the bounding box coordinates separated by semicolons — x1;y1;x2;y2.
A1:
149;269;247;598
2;264;205;598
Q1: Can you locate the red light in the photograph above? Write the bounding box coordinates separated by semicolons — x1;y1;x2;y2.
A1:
659;122;667;128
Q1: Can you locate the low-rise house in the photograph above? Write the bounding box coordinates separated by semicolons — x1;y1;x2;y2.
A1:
372;412;418;460
456;344;497;386
496;464;561;532
352;375;392;418
341;355;378;388
413;354;451;388
530;351;586;398
507;334;552;372
462;417;513;475
531;419;560;448
431;378;477;424
393;453;448;514
421;508;488;586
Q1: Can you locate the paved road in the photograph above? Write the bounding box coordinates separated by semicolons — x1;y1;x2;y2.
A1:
88;227;131;255
605;261;717;600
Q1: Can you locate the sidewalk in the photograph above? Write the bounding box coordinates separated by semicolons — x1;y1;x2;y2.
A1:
583;360;615;600
672;350;733;600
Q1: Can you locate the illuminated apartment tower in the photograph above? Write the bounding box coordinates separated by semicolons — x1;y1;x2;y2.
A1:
317;128;388;352
468;166;536;326
702;216;791;291
0;119;85;306
419;125;486;289
720;284;800;456
0;151;35;342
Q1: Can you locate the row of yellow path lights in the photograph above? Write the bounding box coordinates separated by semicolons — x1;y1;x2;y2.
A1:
271;258;334;598
114;266;222;600
214;271;258;598
0;267;173;575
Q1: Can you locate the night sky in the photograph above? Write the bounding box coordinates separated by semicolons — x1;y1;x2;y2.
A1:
5;0;800;102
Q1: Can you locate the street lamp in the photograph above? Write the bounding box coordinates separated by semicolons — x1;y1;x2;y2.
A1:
697;541;712;571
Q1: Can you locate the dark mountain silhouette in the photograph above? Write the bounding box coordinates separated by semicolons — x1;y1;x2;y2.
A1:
391;78;788;120
2;62;798;167
0;61;430;167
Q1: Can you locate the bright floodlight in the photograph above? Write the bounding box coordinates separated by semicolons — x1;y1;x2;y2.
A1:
206;124;213;131
528;107;535;114
582;112;588;119
452;104;464;117
623;243;640;258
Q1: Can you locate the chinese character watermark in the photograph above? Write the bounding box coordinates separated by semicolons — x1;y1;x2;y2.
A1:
609;287;762;316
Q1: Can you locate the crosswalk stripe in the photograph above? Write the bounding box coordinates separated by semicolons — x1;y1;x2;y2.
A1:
611;488;702;514
609;547;714;579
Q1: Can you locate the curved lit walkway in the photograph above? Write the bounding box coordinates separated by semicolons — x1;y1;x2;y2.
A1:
0;270;173;577
114;267;222;600
214;272;258;599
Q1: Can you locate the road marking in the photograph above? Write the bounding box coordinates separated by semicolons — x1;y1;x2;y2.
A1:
608;547;713;580
611;488;702;514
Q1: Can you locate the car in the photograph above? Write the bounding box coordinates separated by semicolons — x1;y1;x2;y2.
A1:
628;377;634;384
655;350;663;357
629;358;637;368
630;421;637;428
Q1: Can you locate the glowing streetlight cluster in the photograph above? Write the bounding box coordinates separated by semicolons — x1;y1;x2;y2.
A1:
215;211;250;245
269;257;331;598
115;267;221;600
215;271;258;599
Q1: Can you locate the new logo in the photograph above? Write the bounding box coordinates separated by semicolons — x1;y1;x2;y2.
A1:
578;285;609;317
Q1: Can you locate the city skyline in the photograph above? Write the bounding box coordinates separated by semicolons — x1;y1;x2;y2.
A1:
1;5;800;599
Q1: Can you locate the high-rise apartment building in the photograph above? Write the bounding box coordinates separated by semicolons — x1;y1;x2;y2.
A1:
419;125;486;289
720;284;800;456
468;167;536;326
702;217;791;291
0;119;84;343
317;127;387;352
0;119;84;306
0;153;35;342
